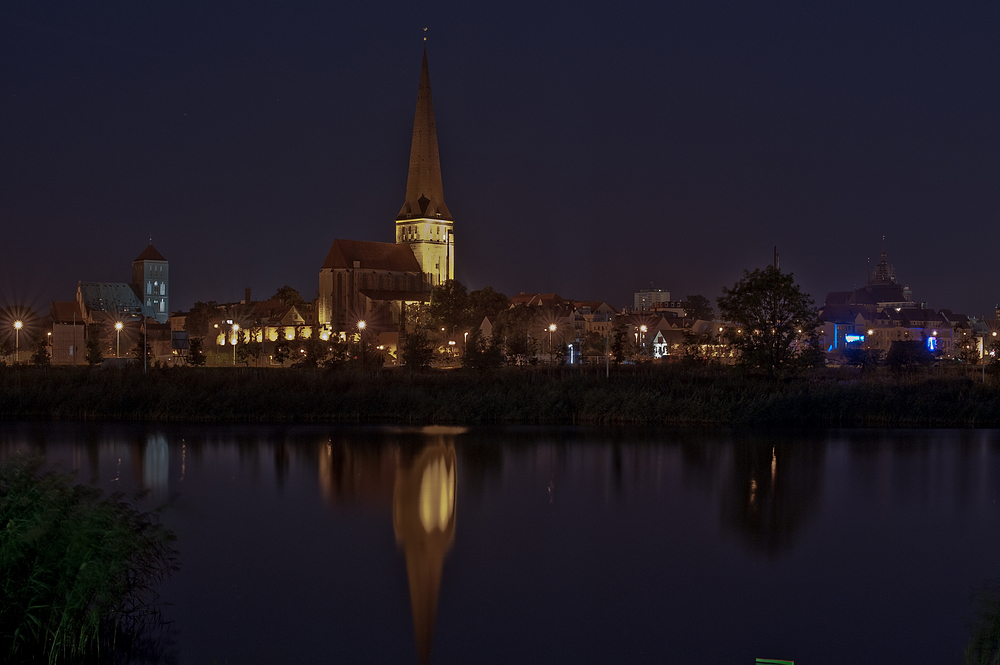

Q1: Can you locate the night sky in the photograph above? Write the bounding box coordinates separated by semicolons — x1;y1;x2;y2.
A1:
3;1;999;317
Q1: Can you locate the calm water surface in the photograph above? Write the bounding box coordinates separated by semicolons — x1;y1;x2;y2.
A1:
3;423;1000;664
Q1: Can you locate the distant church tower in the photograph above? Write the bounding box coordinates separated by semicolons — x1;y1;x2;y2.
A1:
395;49;455;288
132;244;169;323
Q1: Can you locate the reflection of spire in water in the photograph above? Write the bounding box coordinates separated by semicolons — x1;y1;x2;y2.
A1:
394;435;458;665
143;434;169;498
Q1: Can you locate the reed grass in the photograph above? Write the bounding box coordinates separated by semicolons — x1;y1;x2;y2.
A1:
0;454;177;664
0;364;998;427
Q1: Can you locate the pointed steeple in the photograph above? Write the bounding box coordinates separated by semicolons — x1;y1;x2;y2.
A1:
397;49;452;221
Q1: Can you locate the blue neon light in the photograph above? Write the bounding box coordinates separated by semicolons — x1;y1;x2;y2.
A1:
926;337;936;351
844;335;865;344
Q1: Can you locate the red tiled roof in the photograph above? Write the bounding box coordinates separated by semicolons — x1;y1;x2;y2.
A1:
321;239;421;272
133;244;166;262
50;301;83;322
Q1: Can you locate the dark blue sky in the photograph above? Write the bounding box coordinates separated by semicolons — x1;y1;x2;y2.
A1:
3;1;998;316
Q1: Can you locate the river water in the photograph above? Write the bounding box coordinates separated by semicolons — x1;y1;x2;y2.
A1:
2;423;999;664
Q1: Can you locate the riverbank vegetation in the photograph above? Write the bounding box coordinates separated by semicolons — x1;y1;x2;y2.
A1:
0;455;177;663
1;363;999;427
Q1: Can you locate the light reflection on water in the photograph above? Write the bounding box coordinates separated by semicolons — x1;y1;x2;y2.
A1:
2;424;1000;664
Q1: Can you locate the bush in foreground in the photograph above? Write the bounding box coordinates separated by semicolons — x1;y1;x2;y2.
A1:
0;455;177;664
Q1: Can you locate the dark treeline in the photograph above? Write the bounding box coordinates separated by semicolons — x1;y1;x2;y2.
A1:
2;365;1000;427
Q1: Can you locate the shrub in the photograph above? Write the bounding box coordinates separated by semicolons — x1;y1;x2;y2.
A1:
0;455;177;663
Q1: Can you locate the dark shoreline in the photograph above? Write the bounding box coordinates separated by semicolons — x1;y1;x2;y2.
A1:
1;365;999;428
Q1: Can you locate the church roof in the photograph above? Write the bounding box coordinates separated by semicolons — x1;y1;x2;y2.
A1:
321;239;422;273
133;244;166;262
397;49;452;222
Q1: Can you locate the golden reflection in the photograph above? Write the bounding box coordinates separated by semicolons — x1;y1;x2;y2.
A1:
394;438;458;665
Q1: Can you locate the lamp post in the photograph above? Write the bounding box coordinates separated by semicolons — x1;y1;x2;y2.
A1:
639;324;647;356
114;321;123;358
232;323;239;365
14;320;23;364
357;320;366;373
548;323;557;360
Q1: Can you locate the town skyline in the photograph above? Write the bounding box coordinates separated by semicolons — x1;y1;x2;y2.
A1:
3;2;999;317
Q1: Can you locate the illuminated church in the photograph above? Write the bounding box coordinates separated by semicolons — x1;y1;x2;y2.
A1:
318;49;455;333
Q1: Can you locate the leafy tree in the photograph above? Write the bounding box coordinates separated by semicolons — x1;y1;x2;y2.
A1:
429;280;471;331
30;337;50;366
716;266;820;377
956;331;981;364
462;328;504;371
85;335;103;366
886;340;933;372
272;339;290;366
493;304;540;364
402;327;435;371
270;285;305;308
187;337;206;366
236;339;262;367
132;334;154;365
988;338;1000;368
582;330;607;358
682;328;713;364
843;347;884;370
610;317;629;365
0;339;13;361
184;301;219;339
684;295;714;321
468;286;510;326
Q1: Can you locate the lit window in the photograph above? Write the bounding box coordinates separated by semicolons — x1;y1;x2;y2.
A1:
147;281;152;294
160;283;165;296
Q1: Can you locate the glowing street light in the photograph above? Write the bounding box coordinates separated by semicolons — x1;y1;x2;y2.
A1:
548;323;557;359
232;323;240;365
14;320;23;363
357;320;367;373
114;321;123;357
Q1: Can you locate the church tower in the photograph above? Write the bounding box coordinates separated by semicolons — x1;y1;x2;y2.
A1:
396;49;455;288
132;244;169;324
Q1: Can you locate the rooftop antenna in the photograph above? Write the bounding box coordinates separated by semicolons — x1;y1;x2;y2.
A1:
866;257;870;286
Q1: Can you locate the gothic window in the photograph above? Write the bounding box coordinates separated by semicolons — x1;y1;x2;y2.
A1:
160;300;165;312
147;281;152;294
160;283;165;296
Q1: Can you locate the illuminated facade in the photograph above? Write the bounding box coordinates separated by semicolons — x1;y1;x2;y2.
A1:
132;244;169;323
395;49;454;288
318;49;454;332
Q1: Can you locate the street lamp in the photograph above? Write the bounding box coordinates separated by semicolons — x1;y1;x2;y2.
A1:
14;320;23;363
232;323;239;365
114;321;123;358
640;324;647;353
357;320;366;373
548;323;556;359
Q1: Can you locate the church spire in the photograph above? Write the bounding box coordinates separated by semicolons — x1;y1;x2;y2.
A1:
397;48;452;221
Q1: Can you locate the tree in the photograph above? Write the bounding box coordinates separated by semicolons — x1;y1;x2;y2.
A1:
429;280;471;331
187;337;206;366
132;334;154;365
956;331;981;365
493;304;540;364
462;328;504;371
582;330;606;359
886;340;933;372
716;265;820;376
0;339;13;362
184;301;219;339
468;286;510;326
402;327;435;371
30;337;50;366
684;295;714;321
273;339;290;366
85;335;103;366
610;317;629;365
236;339;262;367
271;285;305;308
